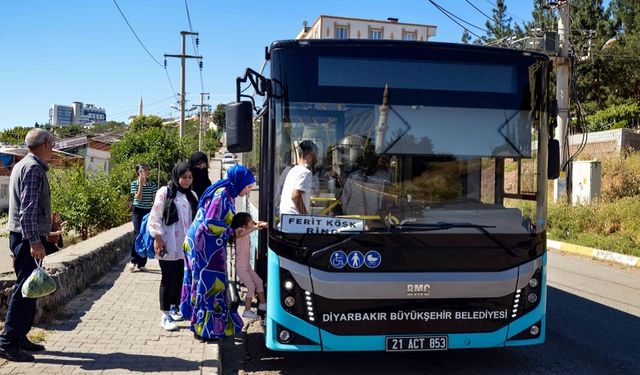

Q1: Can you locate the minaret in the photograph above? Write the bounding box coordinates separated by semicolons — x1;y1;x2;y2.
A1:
138;96;143;117
375;85;390;153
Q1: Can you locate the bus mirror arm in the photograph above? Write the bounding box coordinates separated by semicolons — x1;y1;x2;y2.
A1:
235;68;269;102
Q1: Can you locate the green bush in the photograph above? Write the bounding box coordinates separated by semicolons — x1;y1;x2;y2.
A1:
548;197;640;257
50;167;129;239
111;125;193;191
585;102;639;132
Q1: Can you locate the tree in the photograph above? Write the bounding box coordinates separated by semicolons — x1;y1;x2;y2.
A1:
49;167;129;239
88;121;126;135
53;124;84;139
129;115;163;132
482;0;513;45
572;0;620;110
0;126;31;145
204;128;220;155
461;30;472;44
212;104;226;132
110;125;193;194
526;0;556;34
610;0;640;36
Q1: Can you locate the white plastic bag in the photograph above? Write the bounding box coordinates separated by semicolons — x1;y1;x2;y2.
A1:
21;260;57;298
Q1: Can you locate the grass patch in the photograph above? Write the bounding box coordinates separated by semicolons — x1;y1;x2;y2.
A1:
548;197;640;257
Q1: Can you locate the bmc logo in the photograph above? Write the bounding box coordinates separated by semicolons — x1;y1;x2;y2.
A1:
406;283;431;296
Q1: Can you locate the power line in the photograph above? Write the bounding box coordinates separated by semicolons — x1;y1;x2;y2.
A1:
482;0;528;24
109;95;177;120
465;0;493;21
111;95;176;116
111;0;163;68
184;0;205;93
163;69;179;102
427;0;484;38
111;0;178;102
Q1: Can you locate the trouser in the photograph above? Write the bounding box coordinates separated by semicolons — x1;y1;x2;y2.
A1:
130;207;150;268
0;232;41;349
158;259;184;311
236;266;264;298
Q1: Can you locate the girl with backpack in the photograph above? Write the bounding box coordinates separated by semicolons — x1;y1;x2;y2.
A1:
148;162;198;331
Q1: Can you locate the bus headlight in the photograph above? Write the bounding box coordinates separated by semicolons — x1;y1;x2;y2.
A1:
528;278;539;288
527;293;538;303
284;280;295;291
279;329;291;342
284;296;296;307
529;325;540;336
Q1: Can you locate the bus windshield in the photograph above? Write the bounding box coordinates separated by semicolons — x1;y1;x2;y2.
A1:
271;44;544;236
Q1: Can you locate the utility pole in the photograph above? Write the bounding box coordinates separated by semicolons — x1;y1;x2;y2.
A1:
165;31;202;138
553;0;571;202
194;92;210;152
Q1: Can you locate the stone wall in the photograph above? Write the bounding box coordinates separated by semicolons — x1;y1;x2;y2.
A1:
0;223;133;322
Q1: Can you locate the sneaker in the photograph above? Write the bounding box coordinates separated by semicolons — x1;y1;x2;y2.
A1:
0;346;35;362
169;306;183;321
258;303;267;311
138;266;146;272
128;263;137;272
160;315;178;331
242;310;258;320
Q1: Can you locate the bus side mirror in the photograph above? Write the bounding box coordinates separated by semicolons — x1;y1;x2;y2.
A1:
226;101;253;153
548;138;560;180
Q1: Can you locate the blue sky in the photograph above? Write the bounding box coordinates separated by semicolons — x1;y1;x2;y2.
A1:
0;0;539;129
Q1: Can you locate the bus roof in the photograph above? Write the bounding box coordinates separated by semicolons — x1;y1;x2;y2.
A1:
269;39;550;62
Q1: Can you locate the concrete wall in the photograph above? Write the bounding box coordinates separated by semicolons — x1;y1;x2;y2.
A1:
0;223;133;322
568;128;640;158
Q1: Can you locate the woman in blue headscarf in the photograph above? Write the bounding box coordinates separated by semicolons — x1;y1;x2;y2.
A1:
180;165;255;340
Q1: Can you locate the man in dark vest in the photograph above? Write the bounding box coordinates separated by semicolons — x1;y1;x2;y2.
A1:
0;128;54;362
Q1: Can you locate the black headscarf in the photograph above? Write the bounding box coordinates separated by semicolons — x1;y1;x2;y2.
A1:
163;162;198;226
189;152;211;198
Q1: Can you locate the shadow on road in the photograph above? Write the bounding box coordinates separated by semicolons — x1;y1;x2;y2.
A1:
33;350;209;372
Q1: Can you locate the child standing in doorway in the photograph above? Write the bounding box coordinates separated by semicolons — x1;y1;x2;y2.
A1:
230;212;268;320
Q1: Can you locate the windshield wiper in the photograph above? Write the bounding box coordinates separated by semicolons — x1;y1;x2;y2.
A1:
390;222;518;256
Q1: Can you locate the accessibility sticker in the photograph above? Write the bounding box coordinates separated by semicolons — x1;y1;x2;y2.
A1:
330;250;347;269
364;250;381;268
347;251;364;269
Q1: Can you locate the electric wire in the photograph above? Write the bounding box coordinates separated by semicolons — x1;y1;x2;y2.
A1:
184;0;205;93
465;0;493;21
482;0;528;24
111;0;179;103
111;0;162;68
427;0;484;38
109;95;178;120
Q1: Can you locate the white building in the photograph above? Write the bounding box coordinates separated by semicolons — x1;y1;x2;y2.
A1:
85;135;120;175
50;102;106;126
296;15;436;42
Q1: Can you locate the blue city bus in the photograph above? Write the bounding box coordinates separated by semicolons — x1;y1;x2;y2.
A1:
226;39;559;352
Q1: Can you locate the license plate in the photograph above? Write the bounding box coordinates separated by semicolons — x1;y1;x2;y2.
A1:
385;336;448;352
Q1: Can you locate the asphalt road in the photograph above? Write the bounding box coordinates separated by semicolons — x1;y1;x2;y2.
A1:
222;251;640;375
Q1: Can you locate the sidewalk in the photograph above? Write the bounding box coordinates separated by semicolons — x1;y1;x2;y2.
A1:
0;258;220;374
547;239;640;269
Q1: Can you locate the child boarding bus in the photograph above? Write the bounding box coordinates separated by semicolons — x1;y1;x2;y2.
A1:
226;39;559;352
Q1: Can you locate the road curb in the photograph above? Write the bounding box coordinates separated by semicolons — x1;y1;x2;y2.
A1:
547;239;640;268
